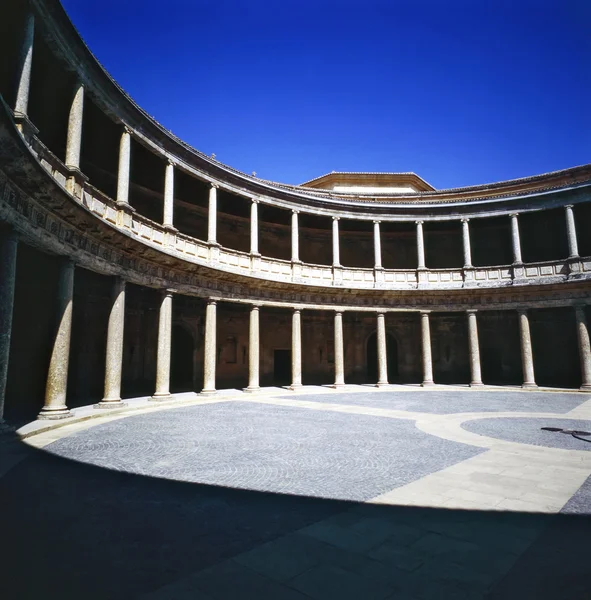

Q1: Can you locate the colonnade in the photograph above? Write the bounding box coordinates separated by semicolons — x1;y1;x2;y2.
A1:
9;10;585;275
1;230;590;424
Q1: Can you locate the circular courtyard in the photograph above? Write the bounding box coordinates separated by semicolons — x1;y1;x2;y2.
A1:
2;387;591;599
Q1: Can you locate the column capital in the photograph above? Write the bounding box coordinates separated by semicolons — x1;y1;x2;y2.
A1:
166;158;175;167
420;310;431;317
334;310;344;316
373;220;381;225
517;308;528;316
210;183;219;190
466;309;478;315
564;204;574;210
250;304;261;311
415;219;424;225
292;209;300;215
509;213;519;219
292;308;301;315
122;124;132;135
376;311;386;317
251;197;260;204
332;216;340;222
163;289;174;298
461;218;470;224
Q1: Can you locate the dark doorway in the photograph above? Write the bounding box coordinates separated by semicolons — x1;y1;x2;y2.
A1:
273;349;291;386
366;333;399;383
481;346;504;384
171;325;194;392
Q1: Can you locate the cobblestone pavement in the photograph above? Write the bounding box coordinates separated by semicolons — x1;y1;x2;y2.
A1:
1;387;591;599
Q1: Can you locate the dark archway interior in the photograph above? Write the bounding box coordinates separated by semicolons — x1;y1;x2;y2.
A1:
366;332;399;383
171;324;194;393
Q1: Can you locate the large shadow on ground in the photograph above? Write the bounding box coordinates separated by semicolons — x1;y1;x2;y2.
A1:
1;433;590;600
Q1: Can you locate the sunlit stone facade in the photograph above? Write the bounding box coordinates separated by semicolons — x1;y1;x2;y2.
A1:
0;0;590;424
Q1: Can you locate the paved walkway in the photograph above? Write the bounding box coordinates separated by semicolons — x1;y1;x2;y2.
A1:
1;385;591;599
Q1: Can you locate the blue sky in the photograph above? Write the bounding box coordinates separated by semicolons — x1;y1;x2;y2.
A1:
62;0;590;189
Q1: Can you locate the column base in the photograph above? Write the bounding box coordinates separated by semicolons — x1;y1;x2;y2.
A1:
201;389;217;395
243;386;260;393
289;383;303;391
470;382;485;387
331;383;346;389
37;406;72;420
162;224;178;233
149;393;173;402
376;382;389;388
94;400;128;409
522;383;538;389
579;384;591;392
421;381;435;387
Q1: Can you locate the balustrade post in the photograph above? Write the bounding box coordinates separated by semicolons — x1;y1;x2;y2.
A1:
39;258;75;419
0;229;18;424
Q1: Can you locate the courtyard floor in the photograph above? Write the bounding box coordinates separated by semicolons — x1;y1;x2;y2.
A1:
2;385;591;599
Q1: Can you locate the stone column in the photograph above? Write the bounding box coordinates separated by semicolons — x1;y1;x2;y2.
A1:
333;311;345;387
290;309;302;389
467;310;483;386
152;290;173;400
208;184;218;244
420;311;434;386
575;306;591;391
462;219;472;268
39;258;75;419
65;81;84;170
373;221;383;269
0;230;18;424
565;205;579;259
97;277;126;408
376;312;388;386
163;160;174;228
245;305;260;392
250;199;259;255
518;309;536;388
416;220;426;269
291;210;300;262
332;217;341;267
202;300;217;393
14;11;35;117
510;214;523;265
116;127;131;207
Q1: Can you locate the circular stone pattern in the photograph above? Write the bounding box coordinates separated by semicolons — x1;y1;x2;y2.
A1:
43;400;481;501
462;417;591;452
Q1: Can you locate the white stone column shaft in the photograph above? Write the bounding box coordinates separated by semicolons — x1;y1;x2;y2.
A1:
467;310;483;386
462;219;472;268
14;11;35;116
332;217;340;267
98;278;126;406
0;230;18;423
39;258;75;419
116;128;131;206
575;306;591;391
333;311;345;387
518;309;536;388
416;221;426;269
421;311;434;385
565;205;579;259
511;214;523;265
208;185;218;244
376;312;388;386
291;309;302;389
250;200;259;254
202;300;217;393
291;211;300;262
152;291;173;399
163;161;174;228
65;81;84;169
373;221;382;269
246;305;260;391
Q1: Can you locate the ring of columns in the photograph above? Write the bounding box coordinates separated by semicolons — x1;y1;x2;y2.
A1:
0;0;590;424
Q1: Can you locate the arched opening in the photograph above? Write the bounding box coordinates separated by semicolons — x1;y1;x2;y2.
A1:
171;324;194;393
366;333;398;383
